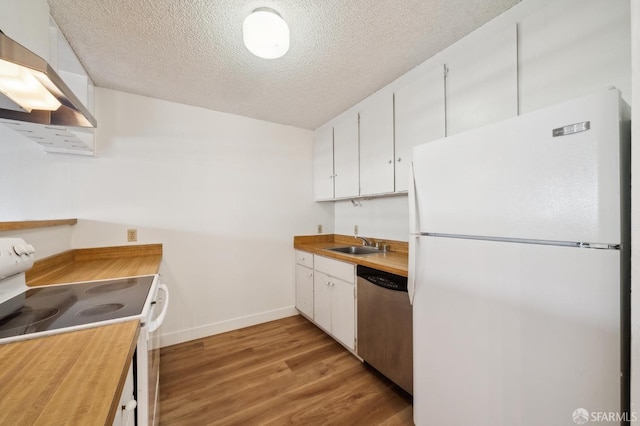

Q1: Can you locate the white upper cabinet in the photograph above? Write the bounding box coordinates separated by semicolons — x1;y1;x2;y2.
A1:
359;93;395;196
313;125;335;201
0;0;50;61
394;65;446;192
333;113;359;198
445;24;518;136
518;0;631;114
51;18;94;113
311;0;630;202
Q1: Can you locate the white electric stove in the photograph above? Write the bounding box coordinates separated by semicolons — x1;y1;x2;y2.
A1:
0;237;158;344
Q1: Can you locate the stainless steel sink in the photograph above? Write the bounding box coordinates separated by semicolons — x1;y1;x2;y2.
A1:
327;246;381;255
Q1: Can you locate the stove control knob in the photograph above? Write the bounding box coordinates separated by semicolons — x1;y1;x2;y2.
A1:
13;245;26;256
25;244;35;255
123;399;137;412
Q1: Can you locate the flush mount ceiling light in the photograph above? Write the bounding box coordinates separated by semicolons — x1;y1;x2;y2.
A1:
243;7;289;59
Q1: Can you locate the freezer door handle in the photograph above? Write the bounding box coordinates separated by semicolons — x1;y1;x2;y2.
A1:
408;235;418;305
408;162;420;235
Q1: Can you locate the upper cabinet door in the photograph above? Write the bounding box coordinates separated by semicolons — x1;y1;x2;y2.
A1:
394;65;446;192
333;113;360;198
518;0;630;114
446;24;518;136
359;93;394;196
0;0;50;61
313;126;334;201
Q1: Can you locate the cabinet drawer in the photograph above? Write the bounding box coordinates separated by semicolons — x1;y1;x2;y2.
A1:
295;250;313;268
314;255;355;284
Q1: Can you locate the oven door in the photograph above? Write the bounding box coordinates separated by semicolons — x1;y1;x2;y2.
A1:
137;283;169;426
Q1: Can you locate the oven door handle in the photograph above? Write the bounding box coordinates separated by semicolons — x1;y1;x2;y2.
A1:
148;283;169;333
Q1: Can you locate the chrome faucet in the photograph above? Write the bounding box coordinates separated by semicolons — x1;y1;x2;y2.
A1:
355;236;372;247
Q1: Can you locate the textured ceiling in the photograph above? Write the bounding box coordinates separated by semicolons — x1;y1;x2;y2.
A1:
47;0;520;130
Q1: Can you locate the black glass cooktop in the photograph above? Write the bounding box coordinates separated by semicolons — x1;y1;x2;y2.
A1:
0;275;154;339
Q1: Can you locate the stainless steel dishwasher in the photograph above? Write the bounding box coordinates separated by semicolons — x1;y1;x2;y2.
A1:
357;265;413;394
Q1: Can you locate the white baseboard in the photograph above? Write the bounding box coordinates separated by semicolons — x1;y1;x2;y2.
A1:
159;306;299;348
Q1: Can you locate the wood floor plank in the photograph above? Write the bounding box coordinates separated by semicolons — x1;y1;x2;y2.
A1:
158;315;413;425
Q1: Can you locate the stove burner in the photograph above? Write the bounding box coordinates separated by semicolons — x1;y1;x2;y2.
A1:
0;307;60;331
0;275;155;341
85;280;138;294
77;303;125;317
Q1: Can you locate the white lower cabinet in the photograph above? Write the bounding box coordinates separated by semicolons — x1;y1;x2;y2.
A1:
294;251;356;351
295;263;314;318
325;274;355;350
112;360;136;426
295;250;314;319
312;256;356;351
312;270;332;331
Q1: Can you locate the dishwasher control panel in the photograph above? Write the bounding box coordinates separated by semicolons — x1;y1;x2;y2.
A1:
357;265;407;292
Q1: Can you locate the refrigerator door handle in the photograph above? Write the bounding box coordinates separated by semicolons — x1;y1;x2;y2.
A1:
408;235;418;305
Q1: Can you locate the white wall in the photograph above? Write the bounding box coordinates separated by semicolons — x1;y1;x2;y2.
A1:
0;88;333;346
630;0;639;419
0;127;77;218
334;196;408;241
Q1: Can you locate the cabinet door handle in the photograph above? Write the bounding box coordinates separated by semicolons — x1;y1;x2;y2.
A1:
397;157;402;162
387;160;392;164
307;273;313;277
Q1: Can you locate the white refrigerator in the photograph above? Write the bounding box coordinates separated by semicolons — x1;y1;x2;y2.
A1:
408;88;631;426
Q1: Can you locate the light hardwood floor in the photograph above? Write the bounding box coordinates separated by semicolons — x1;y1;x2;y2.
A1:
158;315;413;425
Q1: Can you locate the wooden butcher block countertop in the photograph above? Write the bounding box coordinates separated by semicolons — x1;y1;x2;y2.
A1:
0;244;162;426
294;234;408;277
0;321;139;426
26;244;163;286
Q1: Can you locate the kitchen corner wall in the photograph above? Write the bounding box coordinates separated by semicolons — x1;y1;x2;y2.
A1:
0;88;334;346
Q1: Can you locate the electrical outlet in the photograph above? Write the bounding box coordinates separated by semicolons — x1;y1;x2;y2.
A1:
354;225;358;235
127;229;137;242
317;224;323;234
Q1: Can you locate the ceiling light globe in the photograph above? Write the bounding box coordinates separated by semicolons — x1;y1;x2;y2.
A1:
243;8;289;59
